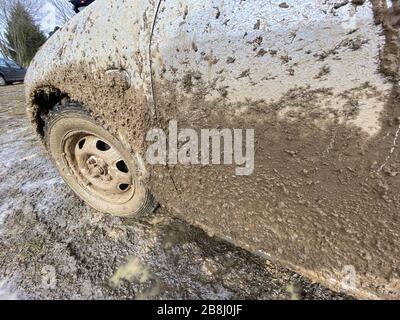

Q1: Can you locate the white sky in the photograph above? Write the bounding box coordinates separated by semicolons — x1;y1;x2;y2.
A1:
40;1;58;34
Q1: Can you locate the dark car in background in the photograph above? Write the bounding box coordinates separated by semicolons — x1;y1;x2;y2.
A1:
69;0;95;13
0;58;26;86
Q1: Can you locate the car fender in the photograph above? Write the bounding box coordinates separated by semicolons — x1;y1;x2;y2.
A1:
150;0;400;299
25;0;176;190
26;0;159;145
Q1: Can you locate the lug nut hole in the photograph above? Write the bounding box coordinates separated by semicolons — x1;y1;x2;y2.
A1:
78;139;86;149
116;160;129;173
119;184;130;191
96;140;111;151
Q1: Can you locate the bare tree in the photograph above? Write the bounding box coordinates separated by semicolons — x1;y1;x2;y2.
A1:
0;1;46;66
0;0;44;25
0;0;44;47
49;0;74;26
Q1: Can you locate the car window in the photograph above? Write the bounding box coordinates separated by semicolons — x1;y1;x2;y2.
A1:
0;59;8;67
6;60;20;68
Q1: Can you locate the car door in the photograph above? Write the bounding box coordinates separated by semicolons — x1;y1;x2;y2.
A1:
6;60;26;81
150;0;398;299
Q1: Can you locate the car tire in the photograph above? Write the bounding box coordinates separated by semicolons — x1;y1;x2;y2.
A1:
44;101;158;217
0;75;6;86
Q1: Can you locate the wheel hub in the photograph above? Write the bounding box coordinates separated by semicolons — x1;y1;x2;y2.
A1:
86;156;110;179
63;133;135;204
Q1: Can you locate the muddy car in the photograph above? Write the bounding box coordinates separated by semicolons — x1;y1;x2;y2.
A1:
25;0;400;299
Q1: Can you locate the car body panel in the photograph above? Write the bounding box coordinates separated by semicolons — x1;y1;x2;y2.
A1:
26;0;400;299
150;0;400;299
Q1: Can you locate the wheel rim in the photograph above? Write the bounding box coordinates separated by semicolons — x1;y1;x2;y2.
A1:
62;131;136;205
0;76;5;86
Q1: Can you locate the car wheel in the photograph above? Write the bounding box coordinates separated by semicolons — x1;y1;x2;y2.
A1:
0;75;6;86
44;102;157;217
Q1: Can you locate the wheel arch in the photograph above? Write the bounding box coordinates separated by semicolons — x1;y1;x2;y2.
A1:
0;71;7;82
28;86;71;139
